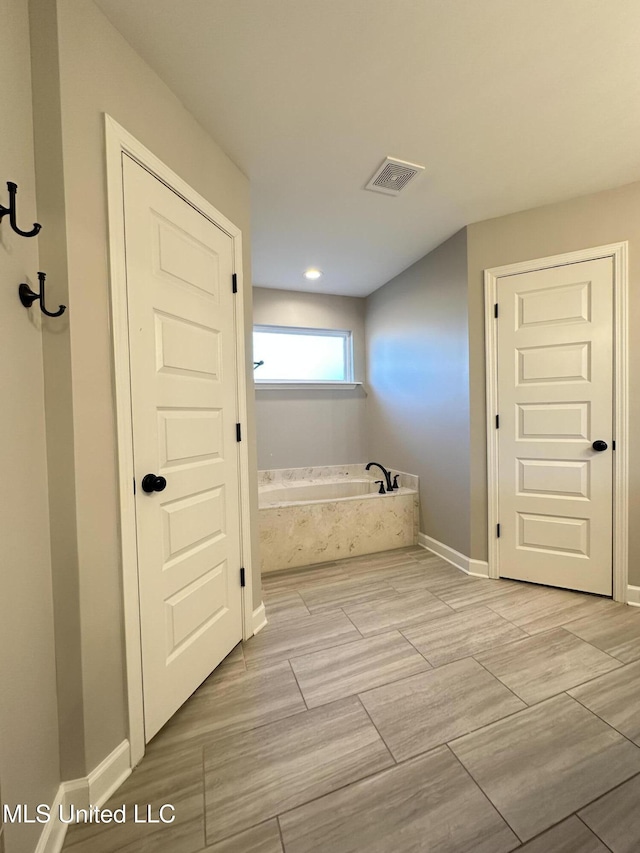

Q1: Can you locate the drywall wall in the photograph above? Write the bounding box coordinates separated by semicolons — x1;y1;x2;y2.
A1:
30;0;86;782
253;287;367;469
30;0;259;777
467;181;640;585
0;2;61;851
366;229;471;555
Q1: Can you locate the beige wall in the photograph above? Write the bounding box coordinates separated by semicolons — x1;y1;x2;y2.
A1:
253;287;367;469
467;181;640;584
366;229;471;555
0;1;61;851
30;0;86;781
29;0;259;776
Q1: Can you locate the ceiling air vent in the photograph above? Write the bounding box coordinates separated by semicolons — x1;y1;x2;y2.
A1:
365;157;425;196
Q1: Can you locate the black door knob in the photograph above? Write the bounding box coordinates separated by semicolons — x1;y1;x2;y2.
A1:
592;440;608;452
141;473;167;493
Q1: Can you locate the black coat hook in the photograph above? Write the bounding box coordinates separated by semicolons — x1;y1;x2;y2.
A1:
0;182;41;238
19;272;66;317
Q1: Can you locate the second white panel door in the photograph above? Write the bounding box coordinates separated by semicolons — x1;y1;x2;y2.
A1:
496;257;613;595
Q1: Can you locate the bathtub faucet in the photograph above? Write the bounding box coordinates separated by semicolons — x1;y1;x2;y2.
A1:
365;462;394;492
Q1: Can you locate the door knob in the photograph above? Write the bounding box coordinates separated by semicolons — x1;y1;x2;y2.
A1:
141;473;167;493
592;440;608;452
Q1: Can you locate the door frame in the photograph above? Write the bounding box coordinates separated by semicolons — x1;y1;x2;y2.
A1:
484;242;629;602
104;115;256;765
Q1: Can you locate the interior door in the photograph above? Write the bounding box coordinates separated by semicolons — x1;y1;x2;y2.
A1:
123;155;243;740
496;257;613;595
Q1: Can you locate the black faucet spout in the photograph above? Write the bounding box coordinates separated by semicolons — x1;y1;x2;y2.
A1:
365;461;393;491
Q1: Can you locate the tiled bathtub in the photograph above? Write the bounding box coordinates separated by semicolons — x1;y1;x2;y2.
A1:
258;464;419;573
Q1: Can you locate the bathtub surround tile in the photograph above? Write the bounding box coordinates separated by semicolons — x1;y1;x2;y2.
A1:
298;578;397;613
515;817;608;853
203;697;393;844
259;490;418;573
401;606;527;666
258;465;418;489
343;589;453;635
290;632;431;708
359;658;526;761
258;464;371;485
564;606;640;662
579;773;640;852
204;821;283;853
152;661;306;750
242;611;361;668
476;628;622;705
278;746;519;853
569;660;640;744
450;693;640;842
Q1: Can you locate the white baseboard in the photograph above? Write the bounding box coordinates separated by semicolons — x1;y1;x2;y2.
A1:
35;741;131;853
252;602;267;634
627;585;640;607
34;784;67;853
62;778;90;810
418;532;489;578
87;740;131;807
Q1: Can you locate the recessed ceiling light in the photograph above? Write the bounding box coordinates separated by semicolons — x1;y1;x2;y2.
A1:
304;268;322;280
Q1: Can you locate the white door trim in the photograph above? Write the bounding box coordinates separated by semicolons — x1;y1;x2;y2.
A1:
104;115;255;766
484;242;628;601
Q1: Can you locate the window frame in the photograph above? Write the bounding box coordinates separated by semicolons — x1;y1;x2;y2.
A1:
253;323;358;389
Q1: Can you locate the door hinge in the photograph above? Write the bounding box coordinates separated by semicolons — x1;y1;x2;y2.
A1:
133;477;136;495
240;567;246;587
494;303;498;318
613;439;616;450
232;273;238;294
496;523;501;538
236;422;242;442
495;414;500;429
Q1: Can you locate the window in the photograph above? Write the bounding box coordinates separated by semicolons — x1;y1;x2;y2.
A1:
253;325;353;384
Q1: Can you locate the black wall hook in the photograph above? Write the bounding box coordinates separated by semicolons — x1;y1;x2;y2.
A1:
0;182;41;238
19;272;66;317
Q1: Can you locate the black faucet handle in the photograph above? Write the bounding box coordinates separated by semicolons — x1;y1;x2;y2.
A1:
374;480;386;495
392;474;400;490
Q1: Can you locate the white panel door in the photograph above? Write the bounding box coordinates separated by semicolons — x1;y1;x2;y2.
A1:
496;258;613;595
123;155;243;740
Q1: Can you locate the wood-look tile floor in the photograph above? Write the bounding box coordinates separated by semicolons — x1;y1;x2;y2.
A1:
63;547;640;852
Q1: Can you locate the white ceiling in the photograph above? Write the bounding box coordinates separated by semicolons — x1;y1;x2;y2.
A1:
95;0;640;297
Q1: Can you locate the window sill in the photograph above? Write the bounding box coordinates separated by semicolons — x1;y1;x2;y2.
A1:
255;381;363;391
